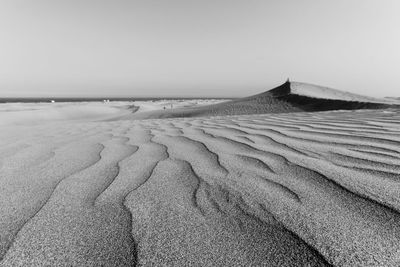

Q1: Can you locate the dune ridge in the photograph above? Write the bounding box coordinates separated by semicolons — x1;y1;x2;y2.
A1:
0;108;400;266
121;81;399;120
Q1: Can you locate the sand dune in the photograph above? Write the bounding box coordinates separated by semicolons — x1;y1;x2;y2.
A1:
1;106;400;266
122;81;399;120
0;101;135;126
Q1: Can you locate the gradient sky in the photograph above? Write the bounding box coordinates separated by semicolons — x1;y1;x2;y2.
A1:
0;0;399;98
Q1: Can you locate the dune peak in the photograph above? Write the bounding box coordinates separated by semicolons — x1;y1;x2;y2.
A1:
122;80;399;120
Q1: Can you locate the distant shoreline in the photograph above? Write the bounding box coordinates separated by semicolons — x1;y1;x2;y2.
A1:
0;97;231;104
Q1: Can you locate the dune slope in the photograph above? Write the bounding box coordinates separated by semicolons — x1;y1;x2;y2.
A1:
125;81;398;119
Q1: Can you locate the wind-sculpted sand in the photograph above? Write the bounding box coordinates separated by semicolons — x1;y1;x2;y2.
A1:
123;81;399;120
1;108;400;266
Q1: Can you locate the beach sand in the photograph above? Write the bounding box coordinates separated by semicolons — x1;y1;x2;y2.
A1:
1;83;400;266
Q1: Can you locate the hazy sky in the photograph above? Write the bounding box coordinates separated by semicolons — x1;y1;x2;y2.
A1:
0;0;399;97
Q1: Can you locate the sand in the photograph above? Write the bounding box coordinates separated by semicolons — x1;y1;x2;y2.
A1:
119;81;399;120
1;85;400;266
0;101;136;126
289;82;397;103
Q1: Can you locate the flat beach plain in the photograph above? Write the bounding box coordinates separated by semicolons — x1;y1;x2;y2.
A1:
1;90;400;266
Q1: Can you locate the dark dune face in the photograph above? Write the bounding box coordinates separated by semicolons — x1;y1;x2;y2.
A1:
126;81;398;120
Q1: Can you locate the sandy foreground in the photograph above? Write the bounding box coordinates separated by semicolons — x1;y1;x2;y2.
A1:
0;101;400;266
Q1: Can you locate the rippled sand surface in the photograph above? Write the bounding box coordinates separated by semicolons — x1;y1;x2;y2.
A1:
1;109;400;266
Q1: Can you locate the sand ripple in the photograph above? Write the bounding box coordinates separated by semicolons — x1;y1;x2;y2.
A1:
0;109;400;266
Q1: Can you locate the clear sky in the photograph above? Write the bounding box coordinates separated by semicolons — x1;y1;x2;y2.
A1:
0;0;399;98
